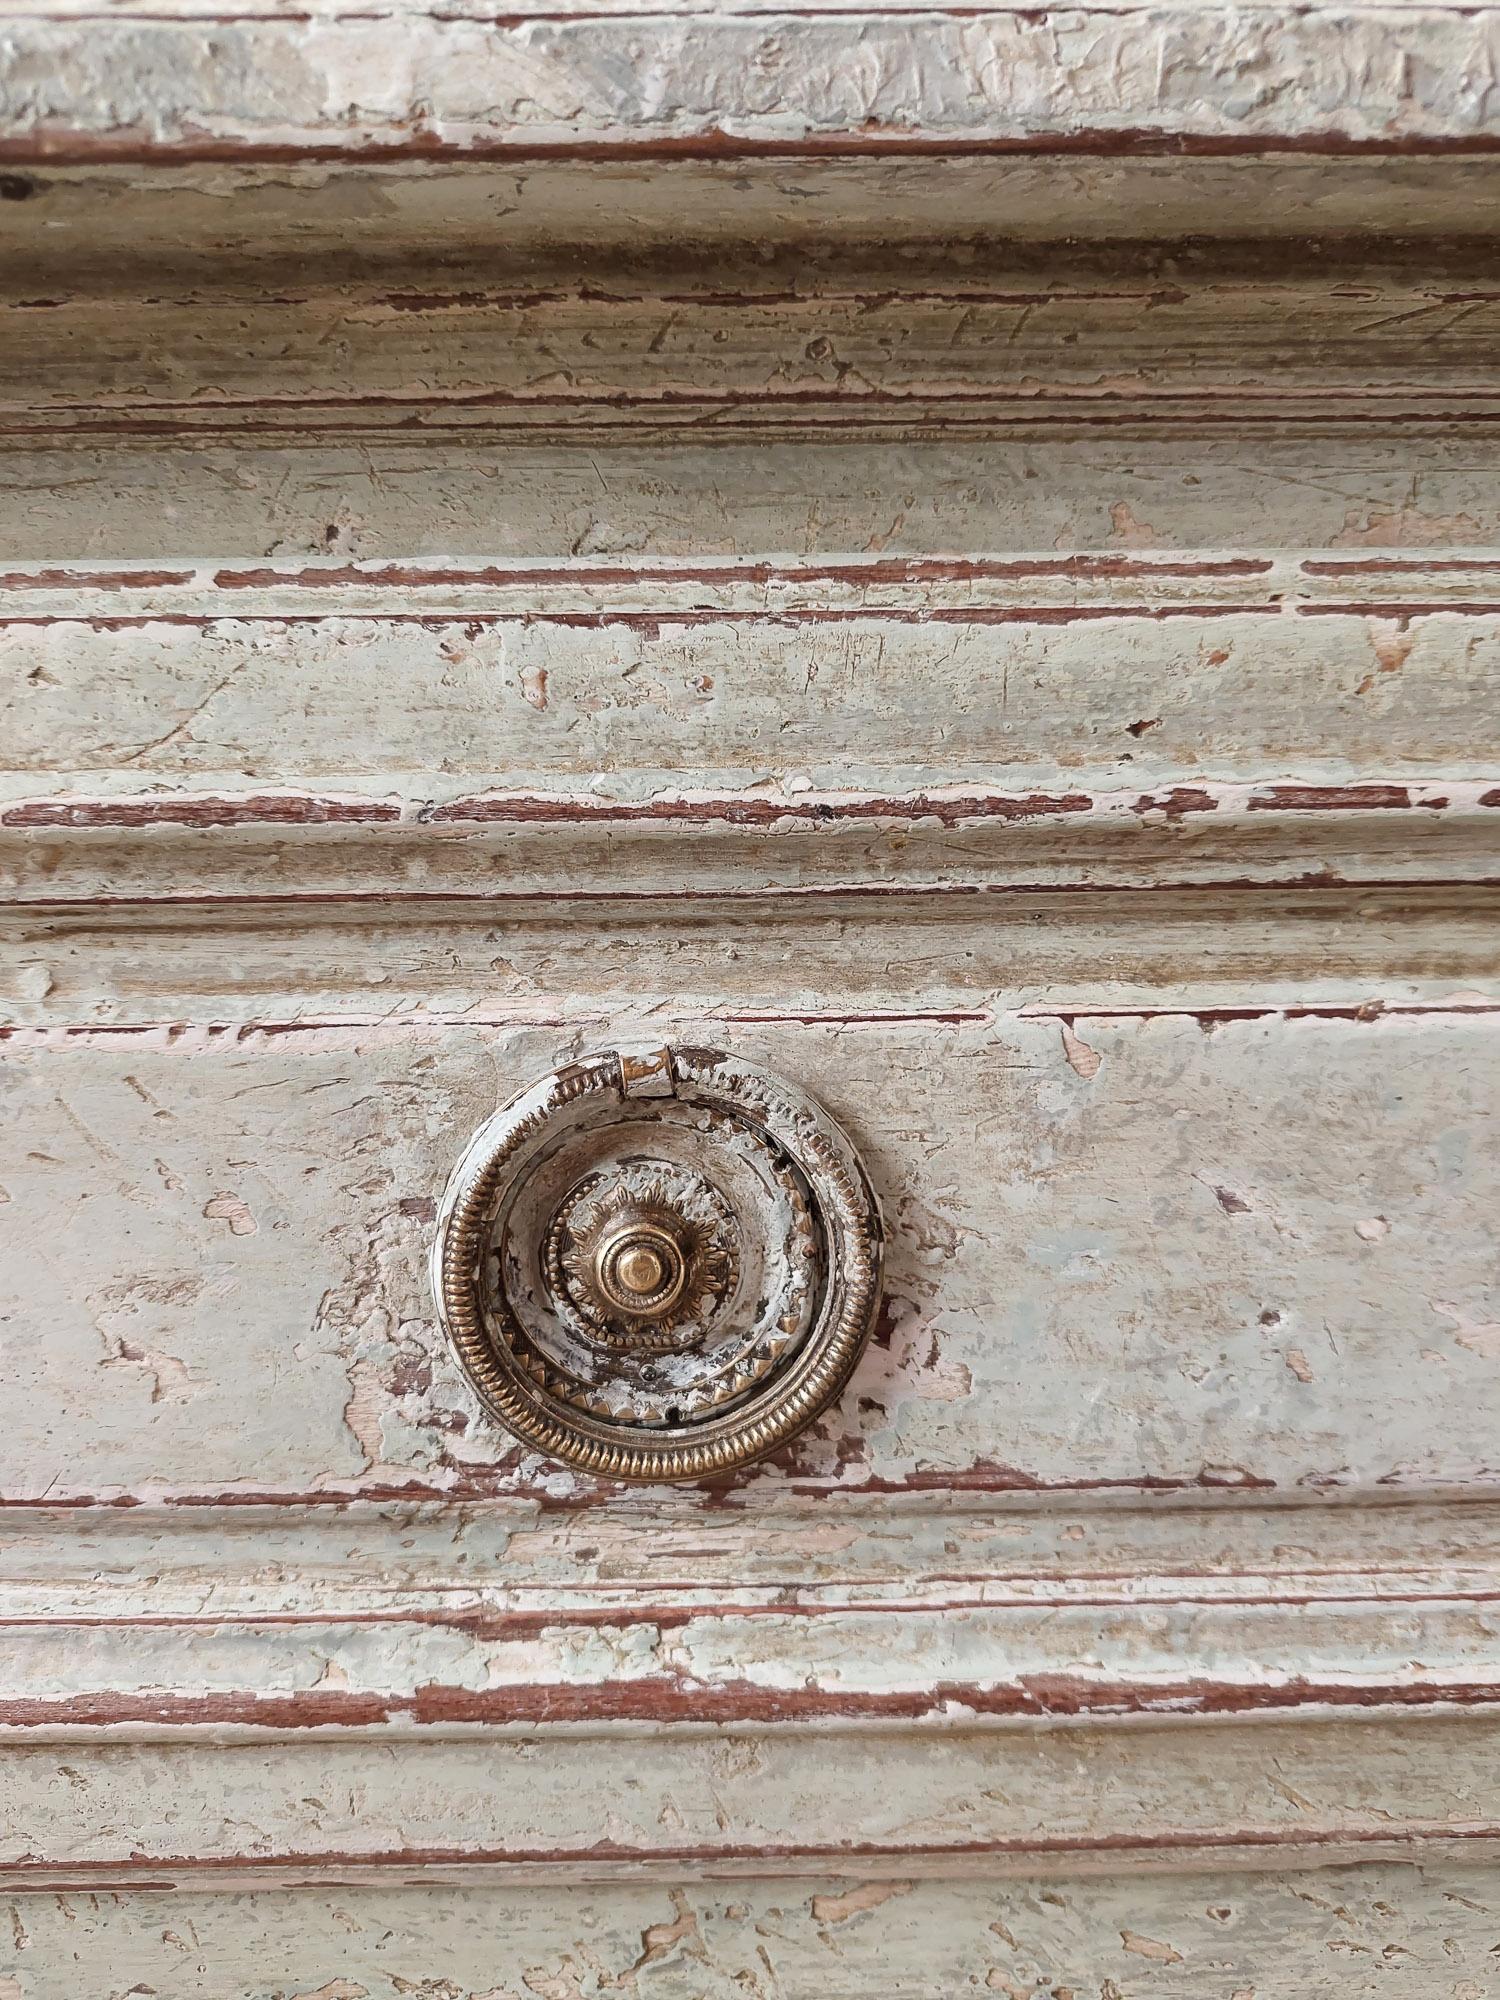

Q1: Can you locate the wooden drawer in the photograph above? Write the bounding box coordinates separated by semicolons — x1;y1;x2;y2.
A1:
4;8;1500;1992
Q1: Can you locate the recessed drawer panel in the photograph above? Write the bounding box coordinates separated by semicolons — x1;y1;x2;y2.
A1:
5;1010;1495;1504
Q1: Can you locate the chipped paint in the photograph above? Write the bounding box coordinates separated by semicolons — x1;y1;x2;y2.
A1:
5;1016;1497;1502
4;6;1500;163
2;12;1499;1986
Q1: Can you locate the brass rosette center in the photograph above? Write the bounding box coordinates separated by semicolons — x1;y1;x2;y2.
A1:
546;1168;739;1355
593;1215;688;1317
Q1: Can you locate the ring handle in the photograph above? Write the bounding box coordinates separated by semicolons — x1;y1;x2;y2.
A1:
432;1044;884;1483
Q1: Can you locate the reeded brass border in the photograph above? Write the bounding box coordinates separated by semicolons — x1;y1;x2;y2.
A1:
430;1045;884;1484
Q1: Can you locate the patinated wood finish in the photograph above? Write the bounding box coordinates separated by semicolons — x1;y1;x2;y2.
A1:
3;3;1500;1994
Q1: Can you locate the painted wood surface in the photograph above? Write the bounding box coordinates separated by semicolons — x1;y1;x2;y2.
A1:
5;1712;1500;1876
7;157;1500;283
7;1863;1500;1998
4;7;1500;1992
9;267;1500;435
9;433;1500;564
3;2;1500;163
2;557;1498;811
8;888;1497;1021
4;1013;1496;1499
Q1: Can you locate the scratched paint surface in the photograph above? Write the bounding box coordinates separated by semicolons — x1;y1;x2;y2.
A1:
2;561;1498;808
5;1863;1500;1998
5;4;1500;1986
3;4;1500;156
3;1016;1495;1501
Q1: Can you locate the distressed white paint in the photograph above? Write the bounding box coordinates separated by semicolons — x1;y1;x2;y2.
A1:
9;1591;1500;1736
5;1714;1500;1873
4;1015;1497;1499
3;6;1500;1989
1;557;1498;809
10;1491;1500;1606
7;1864;1500;1998
2;5;1499;155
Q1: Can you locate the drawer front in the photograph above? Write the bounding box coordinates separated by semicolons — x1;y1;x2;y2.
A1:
7;822;1500;1994
4;32;1500;1990
6;1012;1499;1508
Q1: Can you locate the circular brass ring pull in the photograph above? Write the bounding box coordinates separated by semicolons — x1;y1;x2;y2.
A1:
431;1044;883;1483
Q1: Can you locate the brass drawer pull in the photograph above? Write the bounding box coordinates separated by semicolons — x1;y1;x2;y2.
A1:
432;1045;883;1483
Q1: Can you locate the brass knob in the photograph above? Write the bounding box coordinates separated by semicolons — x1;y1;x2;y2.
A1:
431;1045;883;1483
598;1223;681;1315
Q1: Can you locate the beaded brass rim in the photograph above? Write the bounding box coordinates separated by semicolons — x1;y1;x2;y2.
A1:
430;1044;884;1483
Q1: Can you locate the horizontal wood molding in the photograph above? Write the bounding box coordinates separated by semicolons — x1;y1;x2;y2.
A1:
2;6;1499;165
8;549;1500;604
5;267;1500;441
6;436;1497;564
11;1594;1500;1736
6;1500;1500;1886
3;1864;1495;1993
11;1500;1499;1882
5;805;1498;915
4;1493;1500;1730
8;165;1500;298
2;556;1496;901
10;1491;1500;1595
5;890;1498;1024
3;1707;1500;1880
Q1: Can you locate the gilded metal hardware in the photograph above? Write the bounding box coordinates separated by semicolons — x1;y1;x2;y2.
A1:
432;1045;883;1483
